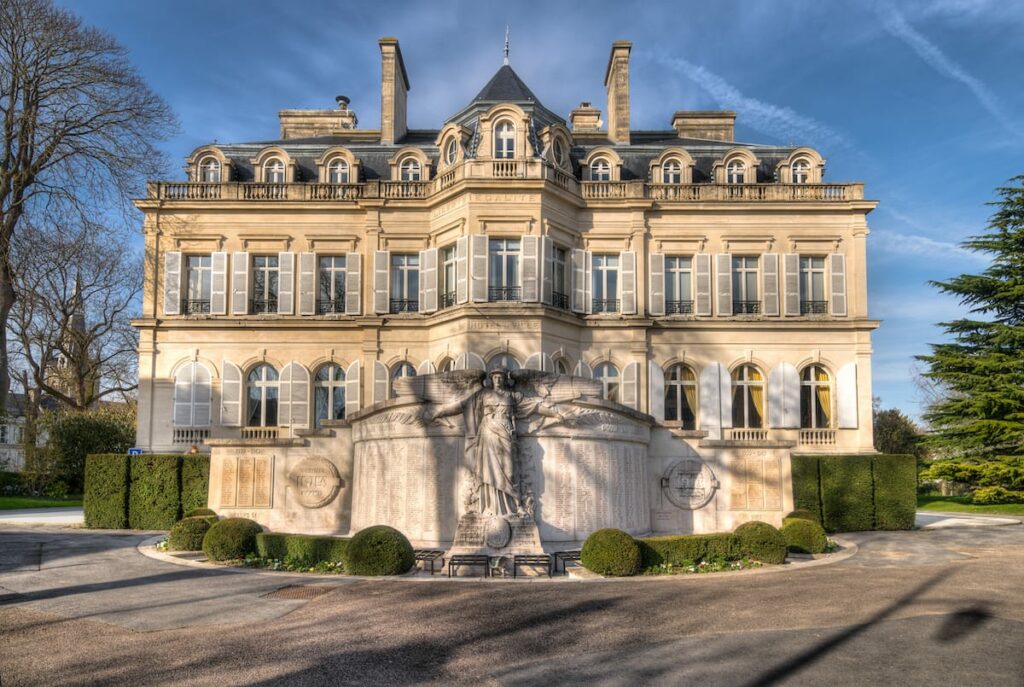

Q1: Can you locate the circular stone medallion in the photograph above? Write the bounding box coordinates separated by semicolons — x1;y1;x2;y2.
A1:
664;459;719;510
288;457;343;509
484;515;512;548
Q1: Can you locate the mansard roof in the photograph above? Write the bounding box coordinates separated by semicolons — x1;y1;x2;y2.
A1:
472;65;539;103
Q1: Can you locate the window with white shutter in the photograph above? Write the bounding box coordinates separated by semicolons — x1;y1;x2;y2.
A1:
277;252;295;314
221;361;243;426
619;251;637;314
345;252;361;315
762;253;780;316
373;250;390;314
540;237;554;305
163;251;182;316
231;252;250;315
419;248;438;313
210;252;228;315
648;253;665;316
571;248;588;313
373;360;389;404
173;362;212;427
470;235;488;303
829;253;847;316
278;361;310;428
621;361;639;409
767;362;800;428
836;362;858;428
573;360;593;378
456;237;469;304
345;360;361;415
694;254;712;316
648;360;665;419
520;236;540;302
298;252;317;315
783;253;800;316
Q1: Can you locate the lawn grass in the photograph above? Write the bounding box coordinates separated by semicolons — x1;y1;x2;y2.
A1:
917;494;1024;515
0;495;83;510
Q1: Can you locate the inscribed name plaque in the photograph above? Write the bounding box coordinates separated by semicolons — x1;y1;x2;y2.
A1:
220;450;274;509
288;456;343;509
730;451;782;511
663;458;719;510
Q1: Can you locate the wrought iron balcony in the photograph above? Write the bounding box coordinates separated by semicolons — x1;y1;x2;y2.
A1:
488;286;521;302
184;299;210;315
665;300;694;315
317;298;345;314
592;298;620;313
251;298;278;314
390;299;419;313
551;291;570;310
733;300;761;315
801;300;828;315
441;291;457;308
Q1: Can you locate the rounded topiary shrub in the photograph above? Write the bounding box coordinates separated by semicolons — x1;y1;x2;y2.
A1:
184;507;217;519
168;516;213;551
581;528;641;577
781;518;828;554
344;525;414;576
202;517;262;561
734;521;788;565
783;509;819;524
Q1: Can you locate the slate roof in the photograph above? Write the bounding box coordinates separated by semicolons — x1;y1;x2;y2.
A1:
472;65;539;104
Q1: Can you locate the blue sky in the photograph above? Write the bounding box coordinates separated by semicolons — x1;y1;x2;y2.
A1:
60;0;1024;419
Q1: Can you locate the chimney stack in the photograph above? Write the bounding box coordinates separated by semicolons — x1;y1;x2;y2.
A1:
671;111;736;142
570;102;603;132
379;37;410;145
604;41;632;145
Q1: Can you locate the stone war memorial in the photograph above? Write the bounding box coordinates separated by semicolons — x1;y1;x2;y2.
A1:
136;34;879;559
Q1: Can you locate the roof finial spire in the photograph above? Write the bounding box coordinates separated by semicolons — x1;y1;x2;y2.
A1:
503;25;510;65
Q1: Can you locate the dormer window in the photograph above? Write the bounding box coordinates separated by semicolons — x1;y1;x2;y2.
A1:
591;157;611;181
445;138;459;166
199;157;221;183
400;158;421;181
328;158;350;183
727;159;745;184
662;159;682;184
791;159;810;184
495;121;515;159
264;158;285;184
553;139;567;167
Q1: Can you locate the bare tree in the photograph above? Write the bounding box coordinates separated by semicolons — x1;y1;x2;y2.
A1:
0;0;176;407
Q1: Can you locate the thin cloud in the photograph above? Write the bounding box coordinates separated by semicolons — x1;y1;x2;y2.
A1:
643;52;849;150
875;4;1024;140
870;230;986;262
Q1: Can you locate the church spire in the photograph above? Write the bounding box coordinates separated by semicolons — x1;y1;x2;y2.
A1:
503;26;510;65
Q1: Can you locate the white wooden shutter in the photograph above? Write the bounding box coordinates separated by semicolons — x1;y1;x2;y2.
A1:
345;360;361;415
767;362;800;428
695;254;712;316
521;236;540;302
571;249;587;313
221;361;243;427
649;252;665;317
783;253;800;316
574;360;593;378
416;360;436;375
649;360;664;420
163;251;182;316
278;362;309;428
837;362;858;428
456;236;469;304
173;363;194;427
231;252;250;315
210;252;228;315
716;253;732;316
830;253;847;316
524;352;555;372
419;247;438;313
470;235;488;303
621;362;639;409
619;251;637;315
193;363;212;427
762;253;780;317
299;252;317;315
540;237;554;305
345;252;361;315
277;251;295;314
277;362;293;427
373;250;390;314
373;360;389;404
699;362;723;439
584;252;593;314
455;352;486;371
719;364;733;429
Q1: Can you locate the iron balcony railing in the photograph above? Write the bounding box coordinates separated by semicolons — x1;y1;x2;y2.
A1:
251;298;278;314
733;300;761;315
488;286;521;302
317;298;346;314
592;299;620;314
666;300;694;315
184;299;210;314
390;299;419;313
441;291;457;308
551;291;570;310
801;300;829;315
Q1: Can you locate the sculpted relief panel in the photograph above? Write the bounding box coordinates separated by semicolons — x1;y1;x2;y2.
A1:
219;449;273;509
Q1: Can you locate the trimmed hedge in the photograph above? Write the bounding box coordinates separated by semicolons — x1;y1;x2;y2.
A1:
781;518;827;554
790;455;823;525
783;509;819;524
734;521;788;564
83;454;130;529
180;454;210;515
203;518;262;561
345;526;414;576
873;454;917;529
820;454;874;532
184;507;217;518
168;516;213;551
580;528;642;576
129;455;181;530
256;533;350;564
638;533;740;568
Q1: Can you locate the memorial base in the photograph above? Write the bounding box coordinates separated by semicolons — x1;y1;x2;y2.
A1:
449;512;544;576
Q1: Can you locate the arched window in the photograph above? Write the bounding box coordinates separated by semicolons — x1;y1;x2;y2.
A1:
494;121;515;159
801;365;832;429
664;364;697;429
263;158;285;184
438;357;455;373
199;157;221;183
591;157;611;181
487;354;520;371
554;358;570;375
400;157;421;181
731;364;764;428
553;139;567;167
727;159;745;184
173;362;212;428
314;363;346;427
390;362;416;398
595;362;620;402
444;137;459;166
247;364;279;427
662;159;682;184
328;158;349;184
791;159;810;184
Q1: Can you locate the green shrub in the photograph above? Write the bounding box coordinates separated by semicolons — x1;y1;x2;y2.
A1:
168;516;213;551
128;454;181;530
580;528;642;576
783;509;819;523
180;454;210;515
256;533;350;565
781;518;828;554
344;526;414;576
44;406;135;493
83;454;130;529
922;458;1024;490
790;455;822;524
971;486;1024;505
202;518;262;561
184;507;216;518
734;521;788;564
819;455;874;532
873;454;917;530
638;533;739;568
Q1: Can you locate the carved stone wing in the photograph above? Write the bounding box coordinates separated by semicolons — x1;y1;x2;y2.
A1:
509;369;603;404
394;369;485;403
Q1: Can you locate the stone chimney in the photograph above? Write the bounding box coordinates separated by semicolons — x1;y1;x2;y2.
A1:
603;41;632;145
671;111;736;142
278;96;358;140
379;37;410;145
569;102;602;132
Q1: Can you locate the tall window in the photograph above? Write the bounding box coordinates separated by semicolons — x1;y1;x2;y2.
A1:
441;244;457;307
252;255;279;313
662;159;682;184
488;238;520;301
390;362;416;398
390;254;419;313
591;157;611;181
595;363;620;402
494;121;515;159
264;158;285;183
801;365;832;429
731;365;764;429
552;245;569;309
445;138;459;166
247;364;279;427
726;160;745;184
732;256;759;314
438;358;455;373
555;358;570;375
800;256;827;314
400;158;421;181
487;354;520;371
665;256;692;314
314;364;346;427
199;157;221;183
328;159;349;183
186;255;212;314
593;254;619;313
664;364;697;429
792;159;810;184
318;256;346;313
